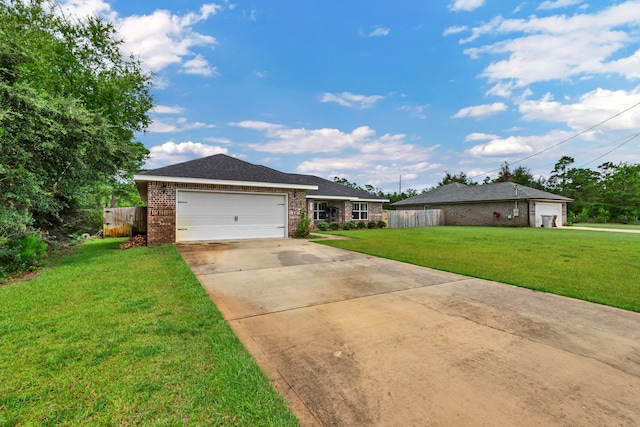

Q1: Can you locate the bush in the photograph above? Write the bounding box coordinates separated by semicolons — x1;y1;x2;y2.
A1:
0;230;48;281
316;221;330;231
377;220;387;229
357;221;366;229
367;221;377;229
343;221;356;230
296;209;311;238
329;221;340;230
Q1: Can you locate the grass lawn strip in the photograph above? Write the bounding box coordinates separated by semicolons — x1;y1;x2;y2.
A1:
317;227;640;313
0;239;298;426
570;222;640;230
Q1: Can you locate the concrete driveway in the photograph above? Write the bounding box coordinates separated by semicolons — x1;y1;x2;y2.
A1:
177;238;640;426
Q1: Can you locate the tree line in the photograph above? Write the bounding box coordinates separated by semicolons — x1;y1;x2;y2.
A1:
1;0;153;280
335;156;640;224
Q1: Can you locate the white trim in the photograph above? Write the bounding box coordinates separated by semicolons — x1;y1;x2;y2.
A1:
134;174;317;191
306;195;389;203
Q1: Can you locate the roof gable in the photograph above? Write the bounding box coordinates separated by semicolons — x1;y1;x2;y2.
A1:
393;182;572;206
134;154;387;202
136;154;306;186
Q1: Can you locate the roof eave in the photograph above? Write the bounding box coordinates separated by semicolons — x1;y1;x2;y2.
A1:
307;194;388;202
133;174;318;191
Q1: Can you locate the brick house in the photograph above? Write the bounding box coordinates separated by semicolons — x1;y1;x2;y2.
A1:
392;182;572;227
134;154;387;245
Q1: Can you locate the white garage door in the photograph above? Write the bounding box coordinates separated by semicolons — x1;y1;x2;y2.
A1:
535;202;563;228
176;191;287;242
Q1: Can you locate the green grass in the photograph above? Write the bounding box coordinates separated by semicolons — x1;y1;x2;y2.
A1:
571;222;640;230
317;227;640;312
0;239;298;426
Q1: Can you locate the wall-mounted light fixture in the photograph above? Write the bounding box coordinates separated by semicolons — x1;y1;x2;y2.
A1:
161;182;167;194
293;191;297;198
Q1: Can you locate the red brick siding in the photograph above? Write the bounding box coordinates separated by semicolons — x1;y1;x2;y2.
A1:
145;181;306;245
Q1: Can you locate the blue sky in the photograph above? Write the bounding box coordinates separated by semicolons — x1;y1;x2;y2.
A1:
61;0;640;191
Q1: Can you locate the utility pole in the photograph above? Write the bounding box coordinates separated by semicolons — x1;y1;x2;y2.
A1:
399;175;402;194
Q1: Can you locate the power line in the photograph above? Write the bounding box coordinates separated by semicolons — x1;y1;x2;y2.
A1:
468;99;640;179
579;132;640;168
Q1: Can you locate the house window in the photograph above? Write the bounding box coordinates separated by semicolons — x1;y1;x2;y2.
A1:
313;201;327;220
352;202;368;220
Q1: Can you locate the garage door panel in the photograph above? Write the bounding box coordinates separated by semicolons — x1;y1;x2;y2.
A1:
176;191;287;241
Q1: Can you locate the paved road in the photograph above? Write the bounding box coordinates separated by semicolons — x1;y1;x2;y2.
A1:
177;239;640;427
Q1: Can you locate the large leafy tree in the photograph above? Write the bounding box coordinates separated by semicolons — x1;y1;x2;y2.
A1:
0;0;152;229
0;0;153;277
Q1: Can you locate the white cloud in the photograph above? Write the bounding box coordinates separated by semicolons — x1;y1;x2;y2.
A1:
152;105;184;114
460;2;640;86
486;82;515;98
321;92;384;108
149;117;216;133
248;125;377;154
465;130;573;158
230;120;286;131
183;54;219;76
369;27;390;37
467;136;534;157
537;0;583;10
203;136;232;144
147;141;228;168
453;102;508;119
443;25;468;36
255;70;268;78
518;87;640;131
58;1;223;74
397;105;429;119
449;0;485;12
465;132;501;141
55;0;115;20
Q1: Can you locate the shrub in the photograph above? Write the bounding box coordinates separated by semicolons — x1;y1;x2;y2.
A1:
343;221;356;230
357;221;366;229
329;221;340;230
0;230;48;281
377;220;387;229
296;209;311;238
367;221;377;229
316;221;330;231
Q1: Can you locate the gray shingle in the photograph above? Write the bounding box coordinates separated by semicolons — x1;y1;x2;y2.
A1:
137;153;303;185
393;182;572;206
137;154;386;201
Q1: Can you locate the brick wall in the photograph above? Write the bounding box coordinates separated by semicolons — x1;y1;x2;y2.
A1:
145;181;306;245
430;201;530;227
368;203;383;223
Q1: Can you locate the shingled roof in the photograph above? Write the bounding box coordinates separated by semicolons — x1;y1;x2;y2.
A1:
136;154;310;187
393;182;572;206
288;174;387;201
135;154;387;201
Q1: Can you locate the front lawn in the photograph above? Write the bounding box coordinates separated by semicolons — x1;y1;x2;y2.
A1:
0;239;298;426
570;222;640;230
317;227;640;312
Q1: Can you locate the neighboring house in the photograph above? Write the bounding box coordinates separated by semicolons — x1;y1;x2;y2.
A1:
134;154;387;245
392;182;572;228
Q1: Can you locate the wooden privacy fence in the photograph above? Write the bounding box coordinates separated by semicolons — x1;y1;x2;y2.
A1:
103;207;147;237
387;209;444;229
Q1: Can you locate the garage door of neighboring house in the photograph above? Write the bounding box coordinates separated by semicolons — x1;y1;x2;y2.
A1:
535;202;563;228
176;190;287;242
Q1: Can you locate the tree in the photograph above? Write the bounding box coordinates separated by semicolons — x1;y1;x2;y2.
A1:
494;162;512;182
547;156;575;196
437;171;476;187
597;162;640;221
0;0;154;278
